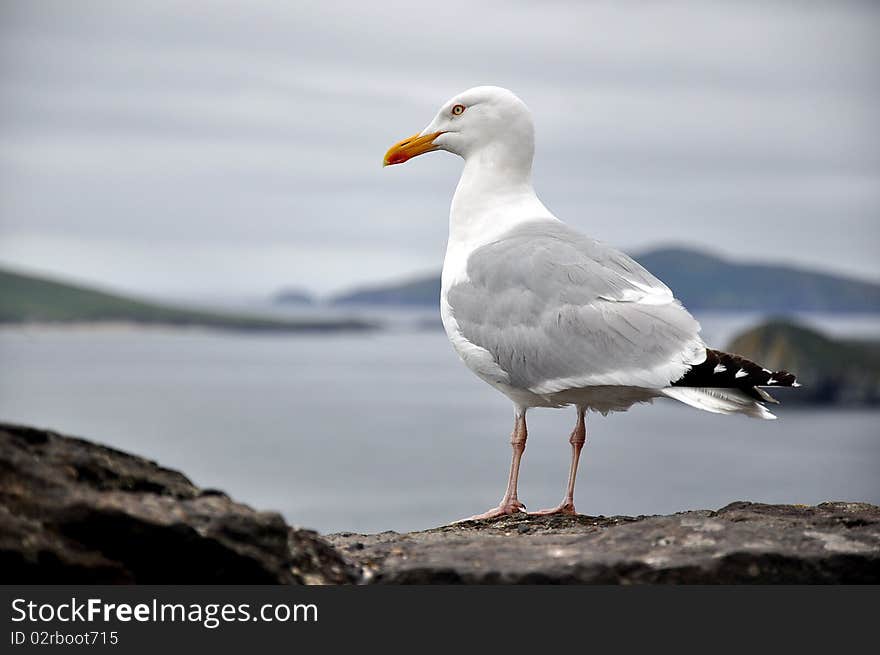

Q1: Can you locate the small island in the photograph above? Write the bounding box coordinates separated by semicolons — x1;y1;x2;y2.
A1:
727;321;880;405
273;287;316;306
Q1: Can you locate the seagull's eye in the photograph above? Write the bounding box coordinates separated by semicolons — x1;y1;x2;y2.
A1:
451;104;466;116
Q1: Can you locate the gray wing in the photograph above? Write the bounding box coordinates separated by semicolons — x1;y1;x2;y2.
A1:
446;220;705;393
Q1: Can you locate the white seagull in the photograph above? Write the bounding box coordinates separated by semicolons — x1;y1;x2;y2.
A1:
384;86;797;521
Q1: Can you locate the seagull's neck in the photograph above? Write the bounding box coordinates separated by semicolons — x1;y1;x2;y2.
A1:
448;143;554;250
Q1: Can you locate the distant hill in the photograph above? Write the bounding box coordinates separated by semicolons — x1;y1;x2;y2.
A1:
726;320;880;405
636;248;880;312
332;274;440;306
328;247;880;312
0;268;373;333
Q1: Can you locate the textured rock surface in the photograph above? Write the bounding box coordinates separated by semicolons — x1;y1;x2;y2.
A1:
2;422;878;584
0;423;357;584
328;503;880;583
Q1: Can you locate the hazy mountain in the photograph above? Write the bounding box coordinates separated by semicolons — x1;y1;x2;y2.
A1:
0;268;373;333
727;320;880;405
331;274;440;307
636;248;880;312
329;247;880;312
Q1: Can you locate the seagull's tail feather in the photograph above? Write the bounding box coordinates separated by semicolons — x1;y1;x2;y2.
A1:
661;387;777;420
662;348;799;419
674;349;798;397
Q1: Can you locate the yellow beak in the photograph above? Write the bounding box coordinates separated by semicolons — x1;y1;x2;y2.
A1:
383;131;444;166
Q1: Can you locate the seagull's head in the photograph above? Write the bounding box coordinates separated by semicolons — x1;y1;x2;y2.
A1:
383;86;534;167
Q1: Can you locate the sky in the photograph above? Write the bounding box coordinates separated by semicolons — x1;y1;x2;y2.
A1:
1;0;878;299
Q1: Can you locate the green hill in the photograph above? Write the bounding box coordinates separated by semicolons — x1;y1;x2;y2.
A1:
0;268;374;333
327;247;880;312
726;320;880;405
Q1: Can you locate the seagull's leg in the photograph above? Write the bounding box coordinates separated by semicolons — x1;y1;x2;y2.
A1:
457;408;528;522
530;406;586;516
499;410;528;511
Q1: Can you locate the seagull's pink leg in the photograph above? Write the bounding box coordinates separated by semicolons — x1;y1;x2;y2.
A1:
457;410;528;522
530;407;586;516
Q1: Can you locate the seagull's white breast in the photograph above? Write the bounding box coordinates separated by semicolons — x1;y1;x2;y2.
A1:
439;189;557;396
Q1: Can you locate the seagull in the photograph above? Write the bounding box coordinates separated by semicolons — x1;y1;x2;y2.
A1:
383;86;798;521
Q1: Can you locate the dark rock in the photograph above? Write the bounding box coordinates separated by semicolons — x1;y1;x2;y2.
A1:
3;422;878;584
0;423;357;584
327;503;880;584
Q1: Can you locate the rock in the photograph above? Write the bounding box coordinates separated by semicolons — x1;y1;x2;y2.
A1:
327;503;880;584
0;423;357;584
3;422;878;584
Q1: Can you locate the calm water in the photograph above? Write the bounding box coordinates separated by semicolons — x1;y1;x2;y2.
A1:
1;316;878;534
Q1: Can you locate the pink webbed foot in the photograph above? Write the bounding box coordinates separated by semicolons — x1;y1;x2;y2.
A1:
455;500;526;523
529;501;576;517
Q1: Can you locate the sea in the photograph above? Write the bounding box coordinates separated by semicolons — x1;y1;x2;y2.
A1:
1;309;878;534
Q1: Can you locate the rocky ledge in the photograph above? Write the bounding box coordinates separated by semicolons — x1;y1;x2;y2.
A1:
0;423;356;583
330;503;880;583
2;423;878;584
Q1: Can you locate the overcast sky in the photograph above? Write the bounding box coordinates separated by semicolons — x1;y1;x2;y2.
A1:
1;1;878;298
